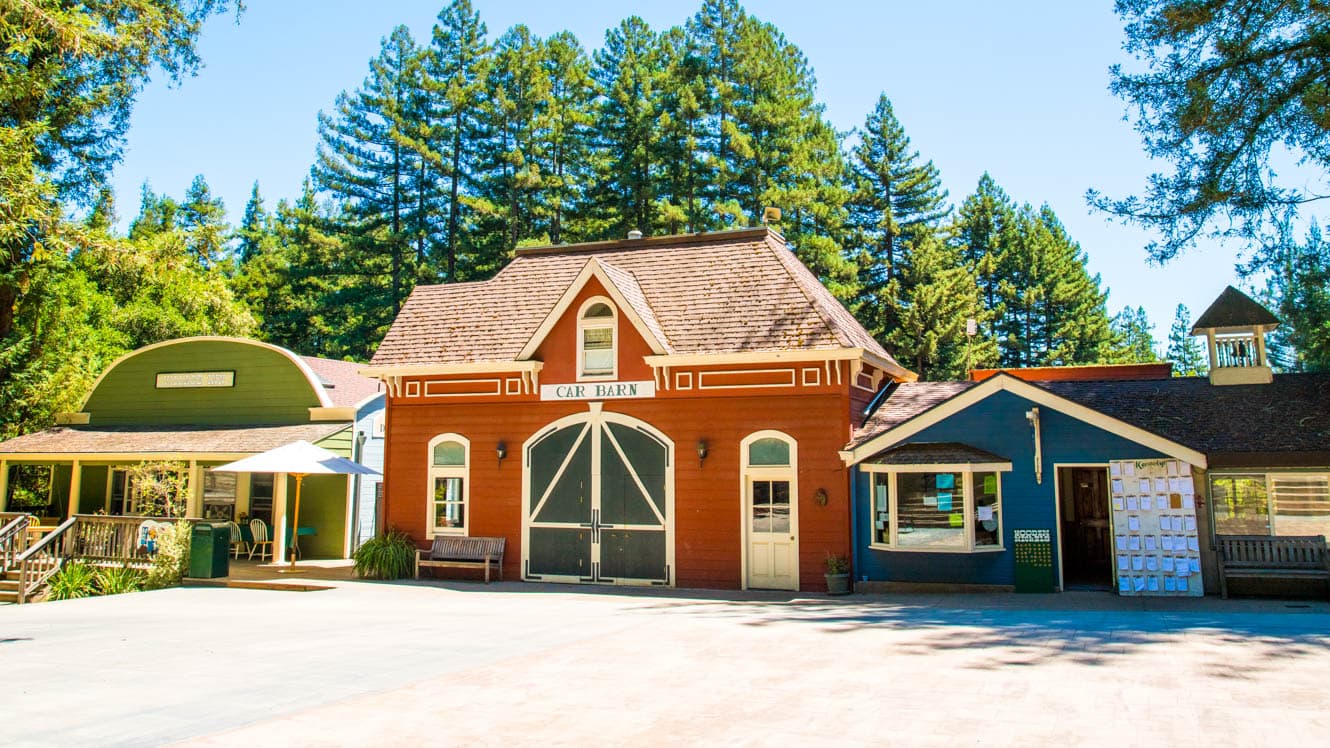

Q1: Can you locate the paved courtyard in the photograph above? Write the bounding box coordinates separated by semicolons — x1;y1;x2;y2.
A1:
3;580;1329;746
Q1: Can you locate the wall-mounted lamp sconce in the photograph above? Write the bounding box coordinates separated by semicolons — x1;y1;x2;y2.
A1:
814;488;828;506
1025;407;1042;484
496;440;507;466
696;439;709;467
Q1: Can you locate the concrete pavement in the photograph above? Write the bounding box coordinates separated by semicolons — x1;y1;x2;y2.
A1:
2;580;1328;746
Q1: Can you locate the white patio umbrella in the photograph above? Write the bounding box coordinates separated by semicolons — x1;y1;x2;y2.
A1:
212;441;379;572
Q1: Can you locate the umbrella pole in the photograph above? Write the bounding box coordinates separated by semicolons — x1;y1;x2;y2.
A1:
289;473;304;571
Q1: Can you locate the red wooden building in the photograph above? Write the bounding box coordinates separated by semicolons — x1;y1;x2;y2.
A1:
364;228;913;590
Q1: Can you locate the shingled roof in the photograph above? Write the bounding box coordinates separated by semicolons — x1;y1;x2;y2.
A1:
850;374;1330;467
300;356;383;408
1191;285;1280;332
370;228;905;375
0;423;351;456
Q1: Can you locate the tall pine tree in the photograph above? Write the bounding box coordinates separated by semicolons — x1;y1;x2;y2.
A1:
1165;303;1208;376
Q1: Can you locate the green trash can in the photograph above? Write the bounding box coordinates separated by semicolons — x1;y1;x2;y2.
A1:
1013;529;1055;593
188;523;230;579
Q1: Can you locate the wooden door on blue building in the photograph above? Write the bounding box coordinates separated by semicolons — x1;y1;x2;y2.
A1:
1059;467;1112;587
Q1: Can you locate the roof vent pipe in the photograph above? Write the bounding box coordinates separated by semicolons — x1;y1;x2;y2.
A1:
627;229;643;240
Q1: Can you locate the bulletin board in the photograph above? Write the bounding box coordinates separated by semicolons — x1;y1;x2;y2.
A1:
1108;459;1204;597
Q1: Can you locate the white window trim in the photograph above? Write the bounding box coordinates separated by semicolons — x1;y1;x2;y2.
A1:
426;433;470;538
864;465;1007;553
1210;470;1330;537
576;296;617;381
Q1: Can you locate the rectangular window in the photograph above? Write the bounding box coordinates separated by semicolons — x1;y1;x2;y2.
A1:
249;474;274;524
202;472;237;521
582;327;613;375
1211;472;1330;538
871;469;1004;552
432;476;466;533
1271;475;1330;537
1210;475;1270;535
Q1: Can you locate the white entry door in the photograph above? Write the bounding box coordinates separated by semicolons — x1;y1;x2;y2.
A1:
746;477;798;590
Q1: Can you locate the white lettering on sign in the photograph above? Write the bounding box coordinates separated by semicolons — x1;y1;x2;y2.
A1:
155;371;236;389
540;381;656;401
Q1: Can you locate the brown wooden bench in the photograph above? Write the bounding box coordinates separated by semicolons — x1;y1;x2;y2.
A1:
414;536;505;583
1216;535;1330;599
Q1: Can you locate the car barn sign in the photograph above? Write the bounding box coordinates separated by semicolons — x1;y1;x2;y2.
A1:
540;381;656;401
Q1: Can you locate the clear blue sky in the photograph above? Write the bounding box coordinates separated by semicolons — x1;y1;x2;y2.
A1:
112;0;1244;345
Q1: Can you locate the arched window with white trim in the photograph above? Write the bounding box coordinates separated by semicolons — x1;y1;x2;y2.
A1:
577;297;617;379
427;434;470;536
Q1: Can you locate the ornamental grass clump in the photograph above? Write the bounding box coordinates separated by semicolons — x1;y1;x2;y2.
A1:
46;561;98;600
353;529;417;579
96;564;147;595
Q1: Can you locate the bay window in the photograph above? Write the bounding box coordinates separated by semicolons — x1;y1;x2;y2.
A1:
869;468;1005;552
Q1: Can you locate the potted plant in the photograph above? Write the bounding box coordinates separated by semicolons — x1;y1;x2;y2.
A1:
825;553;851;595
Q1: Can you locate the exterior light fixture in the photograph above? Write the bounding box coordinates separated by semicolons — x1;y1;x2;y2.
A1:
496;440;507;465
814;488;829;506
696;439;708;467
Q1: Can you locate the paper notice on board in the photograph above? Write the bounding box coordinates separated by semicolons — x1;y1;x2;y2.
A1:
1146;556;1159;572
1169;477;1182;493
1162;557;1174;572
1161;536;1174;551
983;474;997;494
1139;478;1152;493
1111;479;1124;495
1144;535;1157;551
1180;476;1195;493
1117;554;1130;571
1113;497;1125;511
977;506;994;521
1183;495;1196;510
1178;577;1190;592
1190;558;1201;573
1127;497;1140;511
1116;535;1128;551
1124;462;1135;477
1131;556;1144;571
1165;576;1177;592
1167;461;1179;476
1133;576;1146;592
1154;477;1168;492
936;473;955;489
948;513;964;527
1119;576;1131;594
1147;576;1160;592
1111;463;1122;477
1160;516;1173;531
1141;496;1154;511
937;493;953;512
1188;536;1199;552
1129;536;1141;551
1184;516;1197;532
1177;557;1191;575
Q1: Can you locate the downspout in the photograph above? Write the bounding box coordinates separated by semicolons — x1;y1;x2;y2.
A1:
350;430;367;549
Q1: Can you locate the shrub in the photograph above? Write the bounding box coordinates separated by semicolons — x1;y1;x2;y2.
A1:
145;520;192;590
824;553;850;575
353;529;418;580
47;561;98;600
96;564;146;595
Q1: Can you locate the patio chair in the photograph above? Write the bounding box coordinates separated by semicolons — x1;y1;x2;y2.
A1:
227;521;248;559
248;519;273;561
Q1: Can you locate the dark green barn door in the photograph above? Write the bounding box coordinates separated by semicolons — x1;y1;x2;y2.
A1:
527;423;594;580
525;415;672;585
598;423;669;584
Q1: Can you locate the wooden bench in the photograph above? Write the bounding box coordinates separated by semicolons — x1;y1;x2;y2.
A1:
414;536;505;583
1216;535;1330;599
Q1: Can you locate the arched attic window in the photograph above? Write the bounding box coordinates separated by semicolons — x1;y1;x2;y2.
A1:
578;297;617;379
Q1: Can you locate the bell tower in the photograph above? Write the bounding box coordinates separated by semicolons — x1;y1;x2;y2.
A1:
1190;286;1280;386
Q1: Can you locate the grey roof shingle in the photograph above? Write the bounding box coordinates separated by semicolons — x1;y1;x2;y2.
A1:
863;441;1010;465
0;423;351;456
300;357;383;408
370;228;902;370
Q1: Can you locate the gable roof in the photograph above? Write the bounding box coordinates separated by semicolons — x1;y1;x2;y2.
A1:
844;373;1208;468
862;441;1011;467
370;228;910;378
516;257;669;360
1191;285;1280;332
849;372;1330;469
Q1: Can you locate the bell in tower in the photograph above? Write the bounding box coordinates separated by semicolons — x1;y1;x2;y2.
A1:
1189;286;1280;386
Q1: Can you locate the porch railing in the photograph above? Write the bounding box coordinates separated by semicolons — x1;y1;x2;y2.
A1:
0;513;33;572
15;516;77;603
1214;333;1261;368
14;514;189;603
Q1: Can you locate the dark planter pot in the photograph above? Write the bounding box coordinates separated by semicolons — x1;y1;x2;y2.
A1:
825;572;851;595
